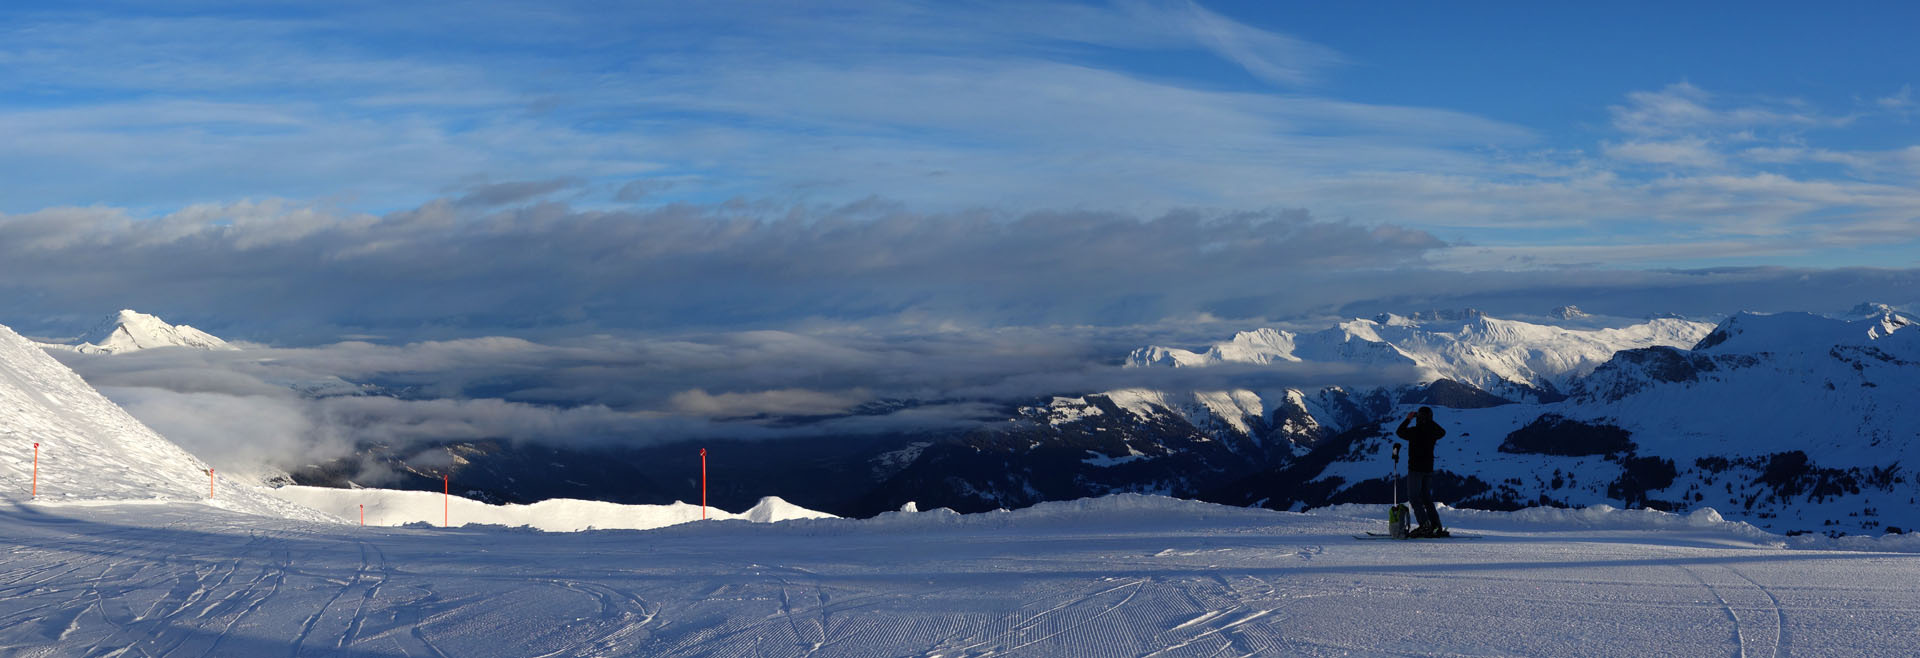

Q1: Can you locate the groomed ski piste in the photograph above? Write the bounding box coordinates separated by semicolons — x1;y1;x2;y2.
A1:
6;326;1920;656
9;497;1920;657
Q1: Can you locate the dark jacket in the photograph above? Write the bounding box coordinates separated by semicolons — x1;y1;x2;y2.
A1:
1395;417;1445;473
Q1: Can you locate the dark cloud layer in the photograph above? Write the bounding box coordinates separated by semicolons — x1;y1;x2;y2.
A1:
0;198;1455;342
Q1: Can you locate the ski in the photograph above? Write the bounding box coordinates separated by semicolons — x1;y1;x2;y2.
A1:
1354;532;1482;540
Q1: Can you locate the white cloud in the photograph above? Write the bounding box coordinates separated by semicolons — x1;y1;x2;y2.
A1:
1877;84;1913;112
102;387;326;481
1604;138;1725;169
1164;0;1347;86
1609;82;1826;137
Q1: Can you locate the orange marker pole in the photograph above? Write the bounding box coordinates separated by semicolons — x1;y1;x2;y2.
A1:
360;504;365;526
443;474;450;528
700;448;708;520
209;468;215;499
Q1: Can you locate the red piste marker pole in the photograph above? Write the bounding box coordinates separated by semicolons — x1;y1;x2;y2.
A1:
700;448;708;520
32;443;38;499
443;474;450;528
360;504;365;526
209;468;215;499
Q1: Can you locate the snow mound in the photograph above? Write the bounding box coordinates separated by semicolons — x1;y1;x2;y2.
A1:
742;495;837;523
266;485;836;532
43;309;236;354
0;322;323;520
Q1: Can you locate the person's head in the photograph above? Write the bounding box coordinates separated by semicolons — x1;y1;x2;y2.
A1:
1416;406;1434;422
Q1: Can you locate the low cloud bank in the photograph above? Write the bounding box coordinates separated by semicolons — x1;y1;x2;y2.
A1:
55;323;1421;483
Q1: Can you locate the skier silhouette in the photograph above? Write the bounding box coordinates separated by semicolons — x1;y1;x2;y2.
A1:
1395;406;1448;538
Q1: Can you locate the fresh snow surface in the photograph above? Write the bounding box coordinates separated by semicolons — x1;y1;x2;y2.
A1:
266;484;835;532
37;309;236;354
5;495;1920;657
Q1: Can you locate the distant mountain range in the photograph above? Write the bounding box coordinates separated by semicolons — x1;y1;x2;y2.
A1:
1204;304;1918;536
883;309;1720;518
33;305;1920;535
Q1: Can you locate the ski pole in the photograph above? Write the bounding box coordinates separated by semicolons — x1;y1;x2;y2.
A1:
1392;442;1401;508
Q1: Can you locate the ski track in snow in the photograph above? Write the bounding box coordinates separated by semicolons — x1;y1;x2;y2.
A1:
3;501;1920;657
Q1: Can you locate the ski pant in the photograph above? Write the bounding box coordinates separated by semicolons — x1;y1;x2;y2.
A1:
1407;470;1440;529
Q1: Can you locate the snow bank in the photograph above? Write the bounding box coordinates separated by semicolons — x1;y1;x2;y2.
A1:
635;493;1293;541
266;485;834;532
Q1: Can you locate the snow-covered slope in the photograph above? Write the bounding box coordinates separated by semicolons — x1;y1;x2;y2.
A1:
40;309;236;354
3;494;1917;657
268;485;834;531
0;321;320;520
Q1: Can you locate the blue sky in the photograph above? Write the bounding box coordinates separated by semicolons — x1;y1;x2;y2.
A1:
2;1;1918;339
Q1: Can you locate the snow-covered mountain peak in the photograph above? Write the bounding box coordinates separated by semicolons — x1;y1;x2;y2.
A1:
1841;302;1915;340
1127;328;1303;368
1846;302;1907;319
1373;313;1419;328
1372;308;1486;327
55;309;236;355
1125;345;1213;368
1693;310;1915;354
1550;305;1592;320
1209;328;1301;365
